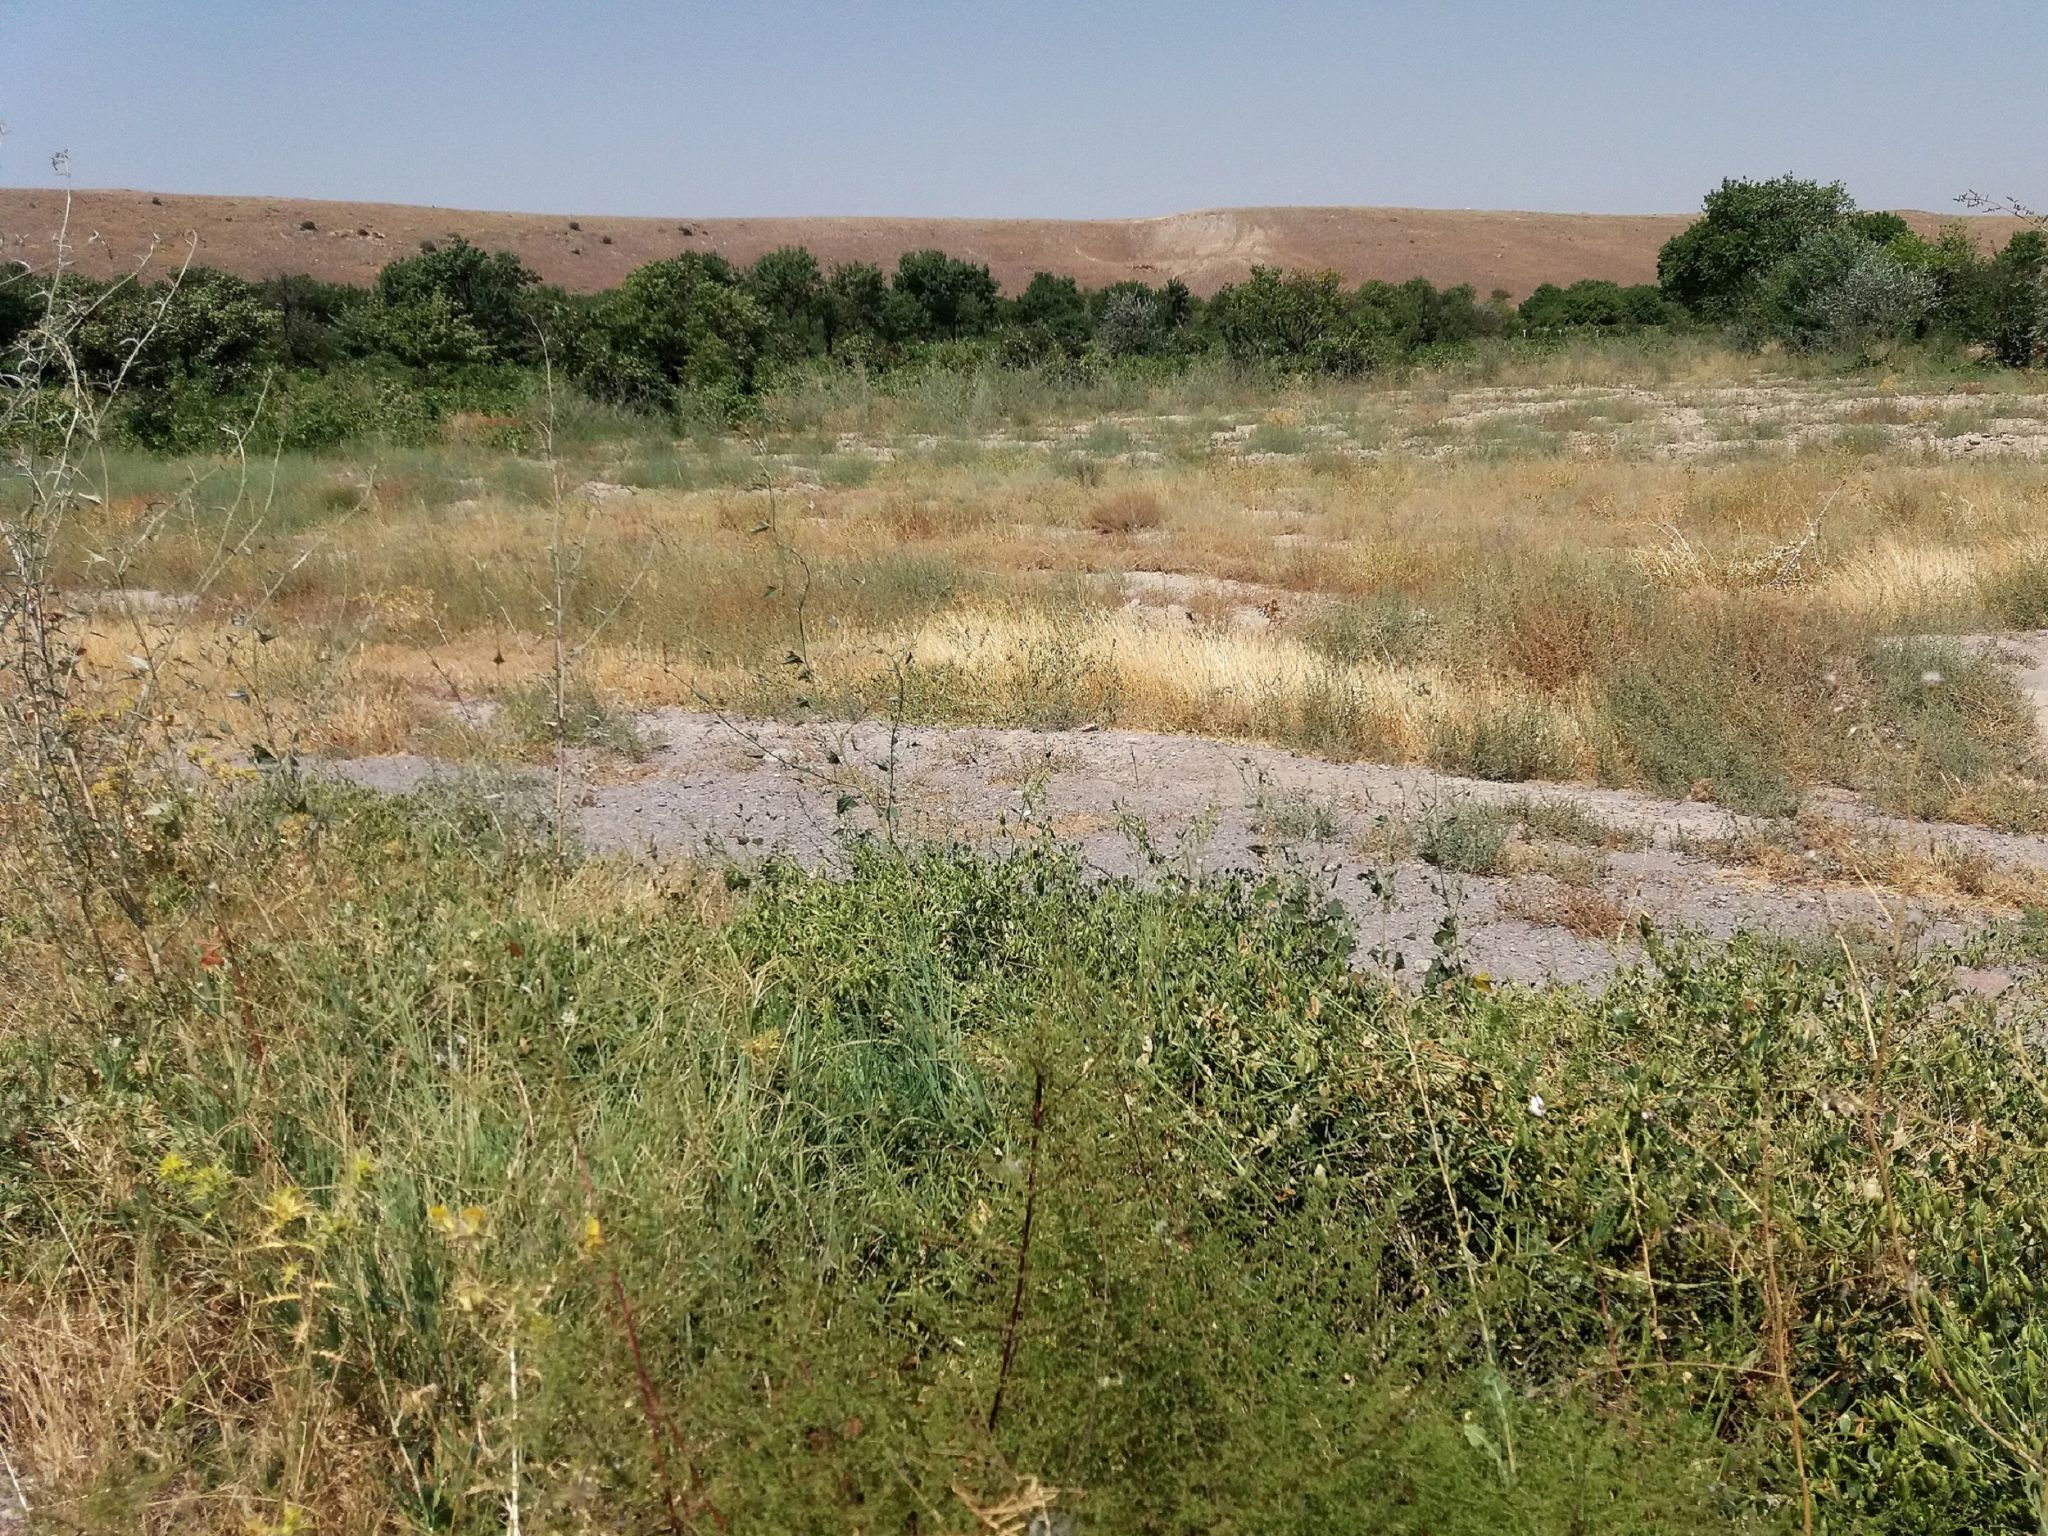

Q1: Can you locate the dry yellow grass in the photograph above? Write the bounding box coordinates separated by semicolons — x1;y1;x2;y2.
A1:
43;365;2048;823
1084;486;1168;535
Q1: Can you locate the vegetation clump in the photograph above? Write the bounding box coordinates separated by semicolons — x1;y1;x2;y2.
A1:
6;173;2040;455
3;776;2047;1532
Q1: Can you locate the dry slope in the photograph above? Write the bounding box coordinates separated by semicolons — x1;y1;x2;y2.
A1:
0;187;2025;298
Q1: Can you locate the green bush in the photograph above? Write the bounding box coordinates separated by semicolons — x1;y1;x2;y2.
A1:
1761;224;1929;351
585;251;769;410
1209;267;1389;374
497;675;649;758
71;265;281;393
370;236;545;364
1603;666;1797;815
1418;802;1512;871
1984;547;2048;628
1658;175;1858;318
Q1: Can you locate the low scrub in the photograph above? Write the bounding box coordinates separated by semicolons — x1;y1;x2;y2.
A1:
7;779;2046;1530
1083;484;1167;534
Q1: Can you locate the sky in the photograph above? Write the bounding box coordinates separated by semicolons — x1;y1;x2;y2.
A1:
2;0;2043;220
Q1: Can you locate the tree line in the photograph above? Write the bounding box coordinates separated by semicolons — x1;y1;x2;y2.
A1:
1;175;2041;451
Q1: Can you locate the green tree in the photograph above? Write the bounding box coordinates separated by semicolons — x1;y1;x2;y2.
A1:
1209;268;1380;373
584;252;768;410
257;273;362;368
1657;176;1857;318
1010;272;1092;355
1982;230;2047;366
1759;224;1878;348
821;261;899;359
372;237;542;363
1523;279;1675;331
747;246;827;365
341;287;493;370
1093;282;1167;358
73;266;281;392
890;250;1000;340
1814;247;1936;358
1846;210;1913;246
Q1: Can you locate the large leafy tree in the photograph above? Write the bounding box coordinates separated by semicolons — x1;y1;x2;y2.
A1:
257;273;362;368
1982;229;2048;366
585;252;768;406
747;246;828;364
821;261;895;358
890;249;999;341
372;237;542;363
1657;176;1857;318
73;266;281;391
1010;271;1092;355
1209;268;1382;373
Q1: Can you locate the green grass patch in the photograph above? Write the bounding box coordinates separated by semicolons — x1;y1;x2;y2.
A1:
7;779;2048;1529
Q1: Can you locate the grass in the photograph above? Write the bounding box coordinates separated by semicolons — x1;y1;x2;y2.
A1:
17;326;2048;1534
1251;783;1345;842
497;676;649;759
5;773;2048;1532
30;356;2048;826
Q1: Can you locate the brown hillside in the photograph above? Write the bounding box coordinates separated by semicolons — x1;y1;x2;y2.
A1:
0;188;2026;299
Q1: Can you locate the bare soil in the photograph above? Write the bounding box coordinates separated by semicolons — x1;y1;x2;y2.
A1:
328;705;2048;989
1;188;2027;299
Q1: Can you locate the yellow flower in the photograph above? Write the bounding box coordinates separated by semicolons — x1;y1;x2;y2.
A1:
428;1202;488;1240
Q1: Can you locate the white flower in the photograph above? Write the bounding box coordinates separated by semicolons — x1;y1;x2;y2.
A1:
1921;669;1944;687
1527;1093;1546;1118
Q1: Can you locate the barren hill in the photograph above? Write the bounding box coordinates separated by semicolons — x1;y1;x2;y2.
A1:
0;188;2024;299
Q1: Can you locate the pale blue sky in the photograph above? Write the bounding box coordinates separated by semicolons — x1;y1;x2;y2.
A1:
3;1;2042;218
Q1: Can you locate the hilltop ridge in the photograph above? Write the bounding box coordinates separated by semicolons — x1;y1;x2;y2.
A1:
1;187;2023;298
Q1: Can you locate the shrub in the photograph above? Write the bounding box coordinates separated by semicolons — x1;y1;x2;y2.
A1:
1603;666;1798;815
1520;279;1677;332
341;286;495;369
1209;268;1386;374
1983;546;2048;628
1814;246;1937;358
371;236;543;364
1432;701;1580;783
1759;224;1881;348
498;675;649;758
1305;593;1436;668
1095;285;1172;358
1418;802;1512;871
1858;637;2041;821
584;252;769;409
12;770;2048;1531
71;265;281;393
1658;175;1858;318
1084;485;1166;533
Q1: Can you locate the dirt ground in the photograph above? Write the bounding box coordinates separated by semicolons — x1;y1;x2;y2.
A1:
328;697;2048;991
1;187;2027;299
